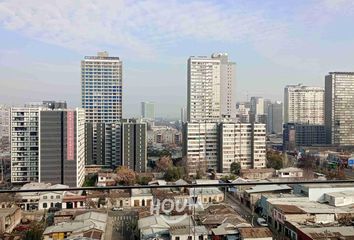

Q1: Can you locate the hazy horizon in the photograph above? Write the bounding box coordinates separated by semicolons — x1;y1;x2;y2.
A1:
1;0;354;118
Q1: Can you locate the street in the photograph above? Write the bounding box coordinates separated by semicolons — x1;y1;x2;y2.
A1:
225;192;259;227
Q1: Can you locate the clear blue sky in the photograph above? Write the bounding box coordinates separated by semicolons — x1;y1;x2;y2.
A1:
1;0;354;118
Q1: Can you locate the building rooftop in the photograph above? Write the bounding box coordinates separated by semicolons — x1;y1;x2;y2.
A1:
294;224;354;239
245;184;292;194
240;168;275;174
211;223;239;236
238;227;273;238
43;211;107;236
277;167;303;173
170;225;208;236
131;188;152;197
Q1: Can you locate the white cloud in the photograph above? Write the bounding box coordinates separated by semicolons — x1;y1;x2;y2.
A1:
0;0;288;59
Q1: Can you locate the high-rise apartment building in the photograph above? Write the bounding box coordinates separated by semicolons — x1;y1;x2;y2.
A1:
267;101;283;134
81;52;124;167
183;122;266;174
187;53;235;122
141;102;155;120
0;105;10;139
10;105;85;187
219;123;266;172
121;120;147;173
86;119;147;172
284;84;324;124
81;51;122;122
283;123;327;151
325;72;354;145
85;122;122;167
183;122;218;174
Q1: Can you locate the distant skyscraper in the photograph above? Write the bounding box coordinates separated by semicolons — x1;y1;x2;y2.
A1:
81;51;122;122
187;53;236;122
141;102;155;120
180;107;187;123
325;72;354;145
10;104;85;187
264;99;272;115
250;97;266;123
267;101;283;134
250;97;265;116
284;84;324;124
81;52;123;166
0;105;10;139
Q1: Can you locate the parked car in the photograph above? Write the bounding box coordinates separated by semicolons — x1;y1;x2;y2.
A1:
112;207;123;211
257;217;268;227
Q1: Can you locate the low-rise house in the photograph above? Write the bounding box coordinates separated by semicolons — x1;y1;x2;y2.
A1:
107;190;131;208
292;224;354;240
243;184;292;210
276;167;303;178
0;207;21;234
197;205;251;230
62;192;86;209
17;182;51;211
170;225;208;240
97;171;116;187
211;223;240;240
238;227;273;240
240;168;275;180
43;211;107;240
189;187;224;204
17;183;85;211
131;189;153;207
38;184;69;210
138;214;206;240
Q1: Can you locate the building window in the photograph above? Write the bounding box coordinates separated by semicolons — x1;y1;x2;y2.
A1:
43;203;47;209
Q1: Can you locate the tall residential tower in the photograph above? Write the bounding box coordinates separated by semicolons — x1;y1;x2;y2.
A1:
81;51;122;123
187;53;236;122
325;72;354;145
284;84;324;124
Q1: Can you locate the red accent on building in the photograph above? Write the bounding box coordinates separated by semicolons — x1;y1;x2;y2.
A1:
67;111;75;161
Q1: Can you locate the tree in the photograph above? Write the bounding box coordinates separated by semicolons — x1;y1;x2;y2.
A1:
156;155;173;172
164;166;185;181
82;174;97;187
266;151;283;170
114;166;136;185
136;175;153;185
220;175;237;182
230;162;241;175
23;222;44;240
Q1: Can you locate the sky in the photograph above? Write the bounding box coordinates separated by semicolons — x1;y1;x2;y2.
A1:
1;0;354;119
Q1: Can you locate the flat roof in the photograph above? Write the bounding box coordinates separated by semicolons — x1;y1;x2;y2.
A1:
245;184;292;194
